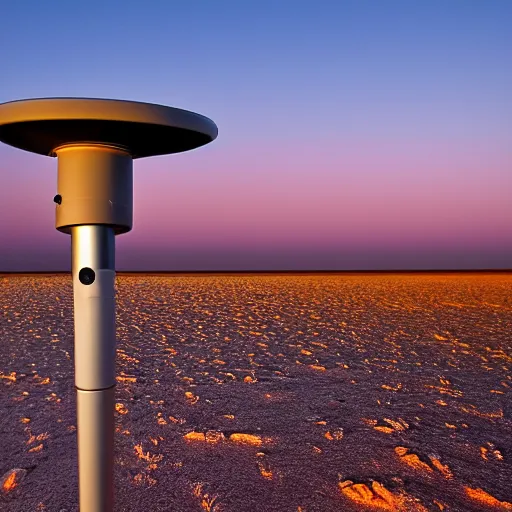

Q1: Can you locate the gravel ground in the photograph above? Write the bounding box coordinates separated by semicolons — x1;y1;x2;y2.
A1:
0;273;511;511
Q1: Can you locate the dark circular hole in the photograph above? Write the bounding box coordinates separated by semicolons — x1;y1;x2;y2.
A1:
79;267;95;285
53;194;62;205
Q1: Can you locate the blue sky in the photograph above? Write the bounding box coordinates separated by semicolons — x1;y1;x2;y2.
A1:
0;1;511;270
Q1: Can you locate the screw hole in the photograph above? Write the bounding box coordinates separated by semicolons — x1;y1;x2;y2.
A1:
79;267;95;285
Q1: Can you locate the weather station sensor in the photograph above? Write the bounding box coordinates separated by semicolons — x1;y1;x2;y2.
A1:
0;98;218;511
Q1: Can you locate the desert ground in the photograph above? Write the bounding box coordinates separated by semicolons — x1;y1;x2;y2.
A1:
0;273;511;511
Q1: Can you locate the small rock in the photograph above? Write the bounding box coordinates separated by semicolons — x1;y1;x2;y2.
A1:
184;431;206;442
1;468;27;493
325;428;344;441
230;433;263;446
205;431;225;443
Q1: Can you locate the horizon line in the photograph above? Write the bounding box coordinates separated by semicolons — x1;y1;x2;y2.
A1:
1;268;511;275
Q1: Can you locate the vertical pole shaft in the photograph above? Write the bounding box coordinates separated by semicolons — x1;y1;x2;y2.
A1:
71;225;116;512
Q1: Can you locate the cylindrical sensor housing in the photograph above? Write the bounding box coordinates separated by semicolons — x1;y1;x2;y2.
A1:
72;225;116;390
55;144;133;234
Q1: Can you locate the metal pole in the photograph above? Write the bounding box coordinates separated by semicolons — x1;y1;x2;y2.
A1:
71;225;116;512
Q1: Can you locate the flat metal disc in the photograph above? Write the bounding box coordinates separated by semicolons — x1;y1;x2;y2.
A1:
0;98;218;158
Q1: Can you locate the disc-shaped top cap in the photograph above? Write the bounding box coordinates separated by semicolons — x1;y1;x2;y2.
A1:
0;98;217;158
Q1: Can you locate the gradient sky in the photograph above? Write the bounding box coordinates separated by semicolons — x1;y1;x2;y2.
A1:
0;0;511;271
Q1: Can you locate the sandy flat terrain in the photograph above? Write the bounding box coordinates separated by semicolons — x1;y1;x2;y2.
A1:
0;274;511;511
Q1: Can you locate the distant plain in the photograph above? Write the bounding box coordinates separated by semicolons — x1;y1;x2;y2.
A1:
1;273;511;511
